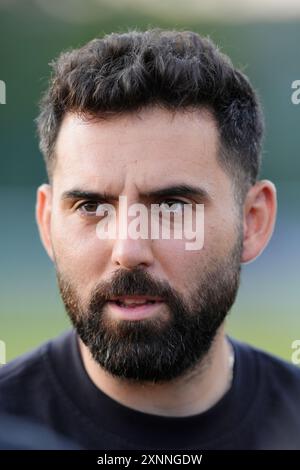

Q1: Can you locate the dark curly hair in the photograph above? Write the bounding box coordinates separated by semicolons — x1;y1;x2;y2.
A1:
36;29;264;197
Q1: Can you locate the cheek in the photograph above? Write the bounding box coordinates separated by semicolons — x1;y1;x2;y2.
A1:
153;211;238;292
152;239;205;291
204;200;240;252
50;213;110;285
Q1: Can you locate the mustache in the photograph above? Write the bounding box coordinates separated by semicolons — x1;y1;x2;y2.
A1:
89;267;177;305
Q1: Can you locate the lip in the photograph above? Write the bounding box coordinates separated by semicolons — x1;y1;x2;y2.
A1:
107;298;164;321
109;296;164;302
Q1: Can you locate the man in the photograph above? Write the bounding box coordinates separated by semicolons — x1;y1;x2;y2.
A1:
0;29;299;450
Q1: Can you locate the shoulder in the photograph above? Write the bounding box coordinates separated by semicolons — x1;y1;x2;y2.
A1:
228;339;300;448
0;341;49;387
232;337;300;398
240;339;299;374
0;330;73;415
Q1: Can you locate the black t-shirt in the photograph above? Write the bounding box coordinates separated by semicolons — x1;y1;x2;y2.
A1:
0;413;79;450
0;329;300;450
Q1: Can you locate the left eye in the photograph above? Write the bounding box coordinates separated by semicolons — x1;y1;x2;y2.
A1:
159;200;186;212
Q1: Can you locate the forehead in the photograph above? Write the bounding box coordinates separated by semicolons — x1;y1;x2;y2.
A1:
54;107;226;195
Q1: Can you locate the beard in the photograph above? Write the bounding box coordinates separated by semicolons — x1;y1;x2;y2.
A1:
57;235;243;384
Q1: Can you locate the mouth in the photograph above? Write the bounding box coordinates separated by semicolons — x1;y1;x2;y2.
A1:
107;296;164;320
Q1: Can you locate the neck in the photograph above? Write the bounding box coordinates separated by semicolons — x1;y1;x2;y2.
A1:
78;324;233;417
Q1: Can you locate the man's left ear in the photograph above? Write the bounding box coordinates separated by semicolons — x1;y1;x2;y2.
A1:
241;180;277;264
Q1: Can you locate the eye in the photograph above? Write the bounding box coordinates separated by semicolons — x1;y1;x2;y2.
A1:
158;199;186;213
77;201;109;217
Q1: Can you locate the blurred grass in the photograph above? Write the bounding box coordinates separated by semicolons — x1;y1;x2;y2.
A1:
1;301;298;364
0;184;299;365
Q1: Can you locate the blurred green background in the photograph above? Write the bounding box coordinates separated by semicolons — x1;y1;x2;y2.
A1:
0;0;299;363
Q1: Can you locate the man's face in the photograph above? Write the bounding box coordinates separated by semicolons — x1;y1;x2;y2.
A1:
47;107;243;383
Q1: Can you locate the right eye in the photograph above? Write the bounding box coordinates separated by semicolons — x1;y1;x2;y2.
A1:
77;201;108;217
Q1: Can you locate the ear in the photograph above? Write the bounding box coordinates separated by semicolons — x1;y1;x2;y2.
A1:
241;180;277;264
36;183;54;261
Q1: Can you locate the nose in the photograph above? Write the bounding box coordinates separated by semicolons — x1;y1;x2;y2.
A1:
111;236;154;269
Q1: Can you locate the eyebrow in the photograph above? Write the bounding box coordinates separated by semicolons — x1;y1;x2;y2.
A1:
62;189;118;202
142;184;209;200
61;184;209;202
